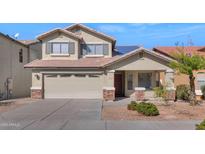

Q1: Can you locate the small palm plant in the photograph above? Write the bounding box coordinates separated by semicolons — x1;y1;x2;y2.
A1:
169;48;205;105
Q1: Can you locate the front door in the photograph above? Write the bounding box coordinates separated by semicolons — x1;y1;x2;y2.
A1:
114;73;124;97
138;73;152;89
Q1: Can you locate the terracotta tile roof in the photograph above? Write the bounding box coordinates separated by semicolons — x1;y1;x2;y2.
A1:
19;40;40;45
153;46;205;58
24;47;173;69
24;57;120;68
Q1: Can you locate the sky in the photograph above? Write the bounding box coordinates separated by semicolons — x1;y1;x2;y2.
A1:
0;23;205;48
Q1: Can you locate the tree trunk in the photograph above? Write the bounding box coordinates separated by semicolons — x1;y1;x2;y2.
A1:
189;75;196;105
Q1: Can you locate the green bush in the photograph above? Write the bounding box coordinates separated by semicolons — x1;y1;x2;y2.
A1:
176;84;190;101
196;119;205;130
127;101;160;116
136;102;159;116
127;101;138;110
201;85;205;99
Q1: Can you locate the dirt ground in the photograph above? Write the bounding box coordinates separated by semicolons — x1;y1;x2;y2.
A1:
0;98;38;113
102;101;205;120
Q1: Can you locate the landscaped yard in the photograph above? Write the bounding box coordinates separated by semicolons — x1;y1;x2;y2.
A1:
102;101;205;120
0;98;37;113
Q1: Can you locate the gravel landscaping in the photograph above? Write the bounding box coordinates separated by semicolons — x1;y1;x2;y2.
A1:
102;101;205;120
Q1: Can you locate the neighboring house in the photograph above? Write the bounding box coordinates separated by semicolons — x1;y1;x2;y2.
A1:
153;46;205;98
25;24;175;101
0;33;41;100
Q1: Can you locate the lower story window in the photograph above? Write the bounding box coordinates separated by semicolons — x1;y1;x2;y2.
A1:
127;74;133;90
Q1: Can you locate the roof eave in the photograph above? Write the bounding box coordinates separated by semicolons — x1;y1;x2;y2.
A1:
0;32;28;48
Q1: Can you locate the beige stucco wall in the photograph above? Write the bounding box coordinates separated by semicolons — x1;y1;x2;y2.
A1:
71;28;113;58
29;42;42;61
42;33;79;60
0;35;32;99
31;70;43;88
108;52;172;71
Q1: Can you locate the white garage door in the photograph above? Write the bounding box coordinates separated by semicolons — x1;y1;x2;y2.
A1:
44;74;104;99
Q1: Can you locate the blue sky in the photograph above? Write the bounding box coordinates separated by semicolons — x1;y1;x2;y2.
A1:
0;23;205;48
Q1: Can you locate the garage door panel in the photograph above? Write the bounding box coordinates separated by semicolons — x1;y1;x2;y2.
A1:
44;74;103;99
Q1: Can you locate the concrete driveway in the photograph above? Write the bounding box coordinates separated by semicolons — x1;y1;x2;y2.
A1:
0;99;200;130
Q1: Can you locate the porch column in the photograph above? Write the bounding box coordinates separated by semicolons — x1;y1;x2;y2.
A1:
103;70;115;101
134;87;145;101
165;69;175;101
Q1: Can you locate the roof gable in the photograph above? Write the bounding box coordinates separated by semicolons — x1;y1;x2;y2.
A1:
103;47;173;68
37;28;82;40
65;24;116;43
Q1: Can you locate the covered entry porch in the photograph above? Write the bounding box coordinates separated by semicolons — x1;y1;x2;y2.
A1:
103;48;175;101
114;70;173;99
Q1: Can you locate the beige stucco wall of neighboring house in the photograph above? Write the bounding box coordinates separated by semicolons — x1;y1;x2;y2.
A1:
174;73;189;87
108;52;172;71
42;33;79;60
71;28;113;58
0;35;32;99
174;70;205;91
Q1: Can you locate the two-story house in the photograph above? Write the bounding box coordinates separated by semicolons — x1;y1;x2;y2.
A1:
0;33;41;100
25;24;175;101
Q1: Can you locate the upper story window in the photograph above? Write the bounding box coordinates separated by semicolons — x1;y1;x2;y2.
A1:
47;42;75;55
81;44;109;56
19;49;23;63
52;42;69;54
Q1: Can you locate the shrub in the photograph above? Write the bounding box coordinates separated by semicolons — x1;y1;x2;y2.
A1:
176;84;191;101
127;101;160;116
127;101;138;110
136;102;159;116
196;119;205;130
201;85;205;99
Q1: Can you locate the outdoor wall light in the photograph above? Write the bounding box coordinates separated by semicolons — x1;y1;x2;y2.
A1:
35;74;40;80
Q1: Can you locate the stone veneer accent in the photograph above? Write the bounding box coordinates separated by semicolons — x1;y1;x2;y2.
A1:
134;87;145;101
103;87;115;101
165;88;176;101
31;87;42;99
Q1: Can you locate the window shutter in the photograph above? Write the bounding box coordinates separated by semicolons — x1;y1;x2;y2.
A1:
81;44;87;55
46;42;52;54
69;42;75;54
103;44;109;55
